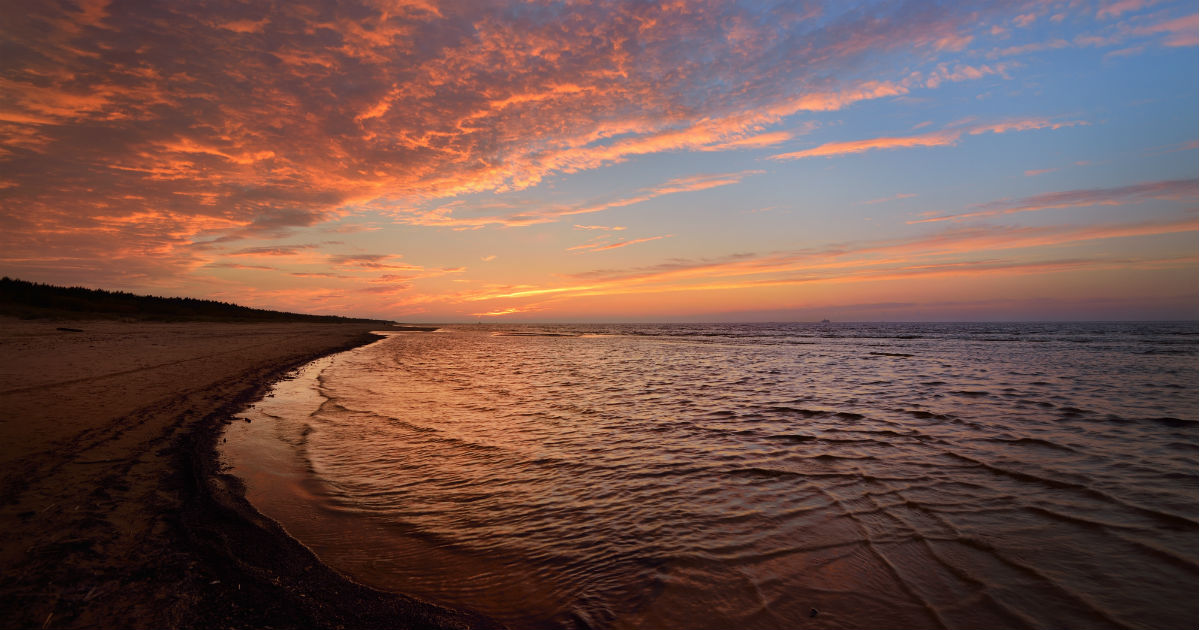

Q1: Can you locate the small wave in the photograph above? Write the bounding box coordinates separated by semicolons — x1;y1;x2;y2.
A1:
805;453;871;461
527;456;601;473
859;428;925;440
729;467;803;479
1113;534;1200;571
906;410;949;420
1022;505;1143;531
1100;415;1194;427
629;465;712;479
761;406;827;417
952;390;990;397
944;451;1199;529
767;433;817;442
381;416;439;433
998;437;1077;452
426;434;507;454
1142;416;1194;427
493;332;581;337
868;351;914;357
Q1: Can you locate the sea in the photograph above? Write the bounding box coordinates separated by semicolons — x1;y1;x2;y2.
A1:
222;322;1198;629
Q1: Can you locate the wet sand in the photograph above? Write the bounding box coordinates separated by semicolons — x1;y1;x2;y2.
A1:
0;317;495;629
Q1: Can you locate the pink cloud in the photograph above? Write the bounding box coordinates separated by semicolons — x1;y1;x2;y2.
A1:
392;170;759;229
967;118;1084;135
771;130;961;160
1132;14;1199;47
992;38;1071;57
924;63;1010;89
862;193;918;205
1098;0;1153;19
771;117;1081;160
1014;13;1038;27
911;178;1198;223
574;225;627;231
568;235;672;253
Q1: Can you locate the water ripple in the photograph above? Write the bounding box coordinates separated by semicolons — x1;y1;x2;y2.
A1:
225;322;1198;629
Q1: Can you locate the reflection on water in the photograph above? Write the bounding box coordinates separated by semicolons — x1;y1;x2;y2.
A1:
223;322;1198;629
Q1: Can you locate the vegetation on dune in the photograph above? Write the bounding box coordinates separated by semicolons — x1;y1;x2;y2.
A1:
0;277;392;323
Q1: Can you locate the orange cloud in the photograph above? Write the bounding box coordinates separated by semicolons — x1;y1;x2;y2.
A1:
231;245;320;257
778;81;911;114
207;263;279;272
700;131;795;152
328;254;423;271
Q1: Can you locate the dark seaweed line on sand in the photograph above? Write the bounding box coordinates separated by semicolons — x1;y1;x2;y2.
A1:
179;332;500;629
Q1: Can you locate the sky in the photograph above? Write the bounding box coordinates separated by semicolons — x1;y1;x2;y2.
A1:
1;0;1196;322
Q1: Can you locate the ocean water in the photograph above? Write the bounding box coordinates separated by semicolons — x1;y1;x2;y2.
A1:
222;322;1198;629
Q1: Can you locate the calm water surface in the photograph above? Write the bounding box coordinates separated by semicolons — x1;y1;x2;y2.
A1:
223;322;1198;629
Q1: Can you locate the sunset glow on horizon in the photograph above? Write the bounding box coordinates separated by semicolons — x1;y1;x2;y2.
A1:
1;0;1196;322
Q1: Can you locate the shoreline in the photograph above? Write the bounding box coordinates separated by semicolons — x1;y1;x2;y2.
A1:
0;318;497;629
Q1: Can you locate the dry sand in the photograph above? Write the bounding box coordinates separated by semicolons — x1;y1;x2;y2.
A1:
0;318;495;629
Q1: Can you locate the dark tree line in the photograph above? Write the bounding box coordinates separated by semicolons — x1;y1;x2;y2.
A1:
0;277;391;323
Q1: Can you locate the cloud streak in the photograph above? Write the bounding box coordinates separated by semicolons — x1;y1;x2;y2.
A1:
772;118;1084;160
568;235;672;253
392;170;759;229
458;217;1196;308
911;178;1198;223
772;130;961;160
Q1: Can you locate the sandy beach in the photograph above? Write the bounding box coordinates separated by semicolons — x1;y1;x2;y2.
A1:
0;317;494;629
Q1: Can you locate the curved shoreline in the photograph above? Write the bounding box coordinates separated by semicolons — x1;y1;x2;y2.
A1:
179;332;499;630
0;319;498;629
